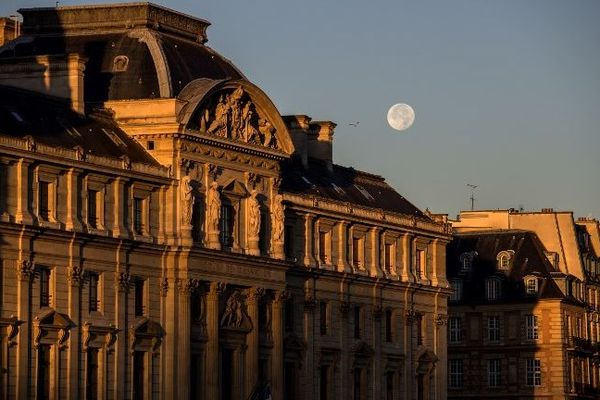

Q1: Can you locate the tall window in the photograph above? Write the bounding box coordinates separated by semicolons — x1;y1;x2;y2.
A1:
88;272;99;312
320;365;329;400
284;224;295;260
39;267;51;307
319;231;328;264
86;348;99;400
448;359;464;388
37;344;51;400
220;204;234;247
87;189;98;228
352;237;362;268
320;301;328;335
450;280;463;302
385;309;393;342
486;278;501;301
449;316;462;343
133;197;144;235
284;362;297;400
134;278;145;317
133;351;145;400
526;359;541;386
39;181;50;220
384;243;394;273
354;306;361;339
497;251;513;270
526;315;539;340
415;250;425;278
460;253;472;272
259;211;268;254
487;359;501;387
487;316;500;342
285;297;294;333
416;314;424;346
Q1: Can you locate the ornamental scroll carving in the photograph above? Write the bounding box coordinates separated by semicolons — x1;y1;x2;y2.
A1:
198;87;280;150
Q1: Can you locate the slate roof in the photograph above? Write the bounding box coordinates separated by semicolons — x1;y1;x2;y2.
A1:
0;85;158;165
447;230;569;304
281;159;426;218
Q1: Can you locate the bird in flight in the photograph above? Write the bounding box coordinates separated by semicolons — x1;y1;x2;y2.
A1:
348;121;360;127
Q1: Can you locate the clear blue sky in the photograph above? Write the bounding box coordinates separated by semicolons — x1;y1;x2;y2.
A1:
3;0;600;218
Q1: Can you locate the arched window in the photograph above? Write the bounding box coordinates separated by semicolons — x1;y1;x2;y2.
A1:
525;277;539;294
486;278;501;301
496;251;514;271
459;251;477;273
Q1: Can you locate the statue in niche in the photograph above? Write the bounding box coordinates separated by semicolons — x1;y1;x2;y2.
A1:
206;181;221;233
200;86;280;150
181;176;194;226
220;291;244;328
271;194;285;242
248;190;261;240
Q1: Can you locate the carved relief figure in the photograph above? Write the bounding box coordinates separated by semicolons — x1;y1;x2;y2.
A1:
271;194;285;242
206;181;221;233
181;176;194;226
248;190;261;240
220;291;244;328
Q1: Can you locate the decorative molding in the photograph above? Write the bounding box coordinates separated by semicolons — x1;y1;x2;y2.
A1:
159;277;169;297
114;271;131;293
339;301;350;318
67;266;84;287
435;314;448;326
177;278;201;295
16;260;35;282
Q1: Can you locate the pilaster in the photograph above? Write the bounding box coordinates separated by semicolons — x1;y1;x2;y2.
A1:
67;266;84;400
245;287;263;397
206;281;225;399
272;290;286;400
15;158;33;225
113;270;130;400
15;260;34;400
369;227;383;277
64;168;83;231
336;221;352;273
111;177;129;238
176;278;200;400
303;213;316;267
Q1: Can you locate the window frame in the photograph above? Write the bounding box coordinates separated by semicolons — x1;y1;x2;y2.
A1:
525;359;542;386
487;315;501;342
88;272;99;313
525;277;539;295
486;278;501;301
448;359;464;388
450;279;463;302
526;314;539;340
449;316;462;344
487;359;501;387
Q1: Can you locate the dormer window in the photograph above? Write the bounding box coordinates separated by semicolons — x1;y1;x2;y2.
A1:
496;251;514;271
525;277;539;295
459;251;476;273
486;278;501;301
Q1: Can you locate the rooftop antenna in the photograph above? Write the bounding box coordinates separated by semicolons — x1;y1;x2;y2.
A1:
467;184;478;211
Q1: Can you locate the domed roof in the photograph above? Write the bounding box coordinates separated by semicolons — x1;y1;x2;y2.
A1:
1;3;244;102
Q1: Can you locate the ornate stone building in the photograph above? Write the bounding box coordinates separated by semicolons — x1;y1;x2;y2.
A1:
0;3;451;400
448;210;600;399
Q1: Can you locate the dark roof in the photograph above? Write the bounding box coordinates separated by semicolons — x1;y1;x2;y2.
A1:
447;230;569;304
0;85;158;165
281;159;425;218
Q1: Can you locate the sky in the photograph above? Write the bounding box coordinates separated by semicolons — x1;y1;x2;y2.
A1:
2;0;599;219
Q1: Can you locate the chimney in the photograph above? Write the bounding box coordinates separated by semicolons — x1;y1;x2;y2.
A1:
0;17;20;46
308;120;336;172
541;208;554;213
283;115;312;168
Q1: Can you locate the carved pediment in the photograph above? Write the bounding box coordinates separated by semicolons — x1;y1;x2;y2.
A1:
129;317;165;354
33;309;75;349
193;86;280;151
221;178;250;197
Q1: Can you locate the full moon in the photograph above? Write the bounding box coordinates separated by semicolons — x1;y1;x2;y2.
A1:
387;103;415;131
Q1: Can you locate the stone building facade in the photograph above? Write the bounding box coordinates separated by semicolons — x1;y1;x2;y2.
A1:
0;3;451;400
448;210;600;399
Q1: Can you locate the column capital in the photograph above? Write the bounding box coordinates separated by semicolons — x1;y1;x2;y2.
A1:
372;305;383;321
304;294;317;312
246;287;265;304
159;277;169;297
435;314;448;326
339;301;350;318
177;278;201;295
16;260;35;282
273;289;290;305
114;271;131;293
67;266;85;287
209;281;227;296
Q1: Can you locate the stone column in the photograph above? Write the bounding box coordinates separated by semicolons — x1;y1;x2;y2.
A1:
336;221;352;273
245;287;263;397
15;260;34;399
400;234;413;282
206;282;224;399
435;313;448;400
64;168;83;231
15;158;33;225
111;177;128;238
177;279;199;400
272;290;286;400
404;310;415;400
368;227;383;277
372;306;383;400
303;296;316;399
67;267;84;400
303;214;316;267
338;301;350;399
430;239;447;288
114;270;130;400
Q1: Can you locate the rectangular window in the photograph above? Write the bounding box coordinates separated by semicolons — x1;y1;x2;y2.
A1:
284;362;296;400
449;316;462;343
450;280;462;302
134;278;145;317
488;316;500;342
320;301;328;336
384;243;393;272
133;351;145;400
486;279;501;301
415;249;425;278
285;297;294;333
526;359;541;386
220;204;234;247
88;272;99;312
284;224;295;259
39;267;51;307
87;189;98;228
385;309;393;342
354;306;361;339
526;315;538;340
133;197;144;234
448;359;464;388
39;181;50;220
320;365;329;400
487;359;501;387
86;348;99;400
319;231;328;264
416;314;424;346
259;211;268;254
37;344;51;400
352;237;362;268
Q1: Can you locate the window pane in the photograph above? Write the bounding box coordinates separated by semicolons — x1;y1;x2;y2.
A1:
39;181;49;220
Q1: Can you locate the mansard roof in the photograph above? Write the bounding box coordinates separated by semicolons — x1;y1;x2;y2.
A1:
447;230;567;303
281;158;425;218
1;3;242;102
0;85;159;166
